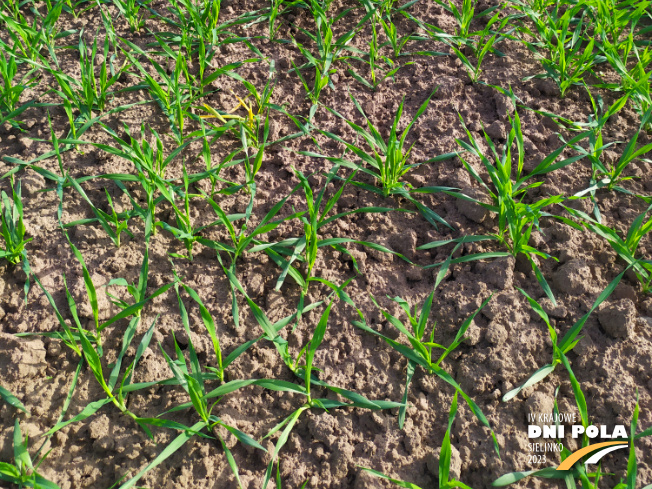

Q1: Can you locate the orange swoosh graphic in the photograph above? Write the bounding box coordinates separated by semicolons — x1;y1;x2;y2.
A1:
557;441;628;470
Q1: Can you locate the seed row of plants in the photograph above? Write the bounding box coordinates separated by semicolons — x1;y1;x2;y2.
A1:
1;0;652;487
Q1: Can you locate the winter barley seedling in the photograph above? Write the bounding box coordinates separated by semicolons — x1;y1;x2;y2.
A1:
519;3;606;96
289;0;376;104
250;164;409;319
0;44;39;129
0;420;61;489
257;302;403;489
113;0;151;32
361;393;473;489
200;181;305;327
503;268;626;401
353;266;498;454
574;107;652;194
447;12;510;83
118;334;271;489
444;108;589;303
308;90;459;228
0;176;32;298
559;204;652;293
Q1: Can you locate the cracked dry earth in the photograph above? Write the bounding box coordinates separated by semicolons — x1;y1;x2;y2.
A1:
1;0;652;488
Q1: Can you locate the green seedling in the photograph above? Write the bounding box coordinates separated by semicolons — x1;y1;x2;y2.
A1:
252;165;409;319
520;4;606;97
0;177;32;268
29;31;129;122
119;331;269;489
152;0;265;85
447;109;589;304
267;0;305;40
1;0;23;22
591;0;649;49
289;0;376;104
503;268;626;401
448;12;510;83
257;302;403;489
0;0;71;63
598;36;652;126
0;45;38;129
34;236;175;442
120;38;199;144
66;179;133;248
576;107;652;194
0;420;61;489
560;204;652;293
308;90;458;228
560;87;630;218
172;275;230;383
449;0;476;40
88;122;195;231
0;385;28;413
196;117;241;199
353;277;497;454
156;0;226;41
345;4;413;91
361;393;473;489
200;181;305;328
233;59;278;115
113;0;151;32
156;163;203;260
200;91;271;186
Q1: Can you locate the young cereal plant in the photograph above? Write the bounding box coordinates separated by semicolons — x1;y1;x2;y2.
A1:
120;37;237;144
598;37;652;127
0;385;28;414
31;229;176;442
0;419;61;489
289;0;376;104
0;45;39;129
519;4;606;97
573;107;652;195
200;90;273;188
113;0;151;32
590;0;649;49
256;302;403;489
308;90;459;229
559;204;652;293
171;273;233;383
267;0;305;41
200;182;305;328
344;0;416;90
438;108;589;304
447;12;511;83
0;0;69;63
32;31;129;122
449;0;477;41
558;87;629;219
117;333;270;489
0;177;31;268
352;269;498;452
85;122;198;234
0;177;32;298
361;393;473;489
66;179;133;248
503;268;625;401
251;164;409;317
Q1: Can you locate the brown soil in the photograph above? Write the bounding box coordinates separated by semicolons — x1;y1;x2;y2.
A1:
1;0;652;488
